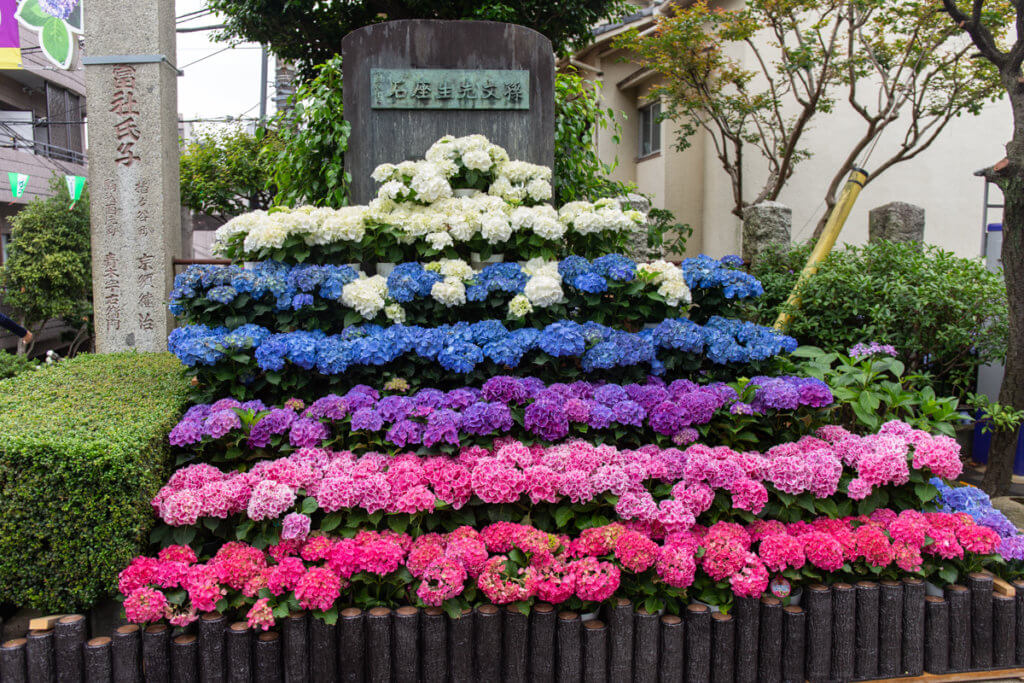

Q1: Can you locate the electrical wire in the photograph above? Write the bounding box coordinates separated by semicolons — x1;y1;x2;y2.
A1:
176;8;213;23
179;45;234;70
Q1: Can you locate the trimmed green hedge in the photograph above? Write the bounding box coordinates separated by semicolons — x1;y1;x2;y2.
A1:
0;352;189;611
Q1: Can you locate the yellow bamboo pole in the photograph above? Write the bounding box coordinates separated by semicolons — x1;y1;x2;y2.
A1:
773;167;869;332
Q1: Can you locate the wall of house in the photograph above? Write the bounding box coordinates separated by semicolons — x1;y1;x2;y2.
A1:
580;15;1008;260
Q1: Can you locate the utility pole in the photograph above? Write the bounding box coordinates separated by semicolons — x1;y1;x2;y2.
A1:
258;45;269;125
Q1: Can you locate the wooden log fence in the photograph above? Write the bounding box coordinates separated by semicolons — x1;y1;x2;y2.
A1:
6;586;1024;682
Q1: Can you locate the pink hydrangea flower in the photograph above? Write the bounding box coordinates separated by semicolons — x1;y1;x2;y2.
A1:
124;587;167;623
247;598;275;631
294;567;343;612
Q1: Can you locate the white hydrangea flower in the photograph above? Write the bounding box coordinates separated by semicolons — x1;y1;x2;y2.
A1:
321;207;367;243
526;178;552;201
521;258;560;280
372;163;396;183
436;259;474;280
379;181;409;200
462;148;493;172
508;294;533;318
384;303;407;324
524;274;564;307
658;278;693;308
341;276;388;318
426;231;454;250
431;277;467;307
481;213;513;244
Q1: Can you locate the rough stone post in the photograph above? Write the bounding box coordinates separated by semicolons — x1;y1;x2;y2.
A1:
868;202;925;245
620;193;654;261
742;201;791;265
84;1;181;352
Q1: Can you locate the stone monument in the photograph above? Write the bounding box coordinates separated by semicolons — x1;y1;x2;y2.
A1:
742;201;792;265
342;20;555;204
868;201;925;245
84;0;181;352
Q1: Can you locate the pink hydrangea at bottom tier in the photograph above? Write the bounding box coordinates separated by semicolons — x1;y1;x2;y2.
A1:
151;421;964;533
118;509;1001;628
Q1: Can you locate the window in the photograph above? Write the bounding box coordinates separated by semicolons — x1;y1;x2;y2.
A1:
639;101;661;158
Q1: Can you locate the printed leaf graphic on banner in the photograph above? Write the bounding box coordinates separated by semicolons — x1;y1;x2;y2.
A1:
8;172;28;198
15;0;79;69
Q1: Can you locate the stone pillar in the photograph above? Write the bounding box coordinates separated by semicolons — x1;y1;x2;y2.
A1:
84;1;181;352
868;202;925;245
742;201;791;265
342;20;555;204
620;193;653;261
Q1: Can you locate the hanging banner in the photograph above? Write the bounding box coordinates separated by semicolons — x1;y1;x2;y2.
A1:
14;0;81;70
0;0;22;69
8;171;28;198
64;174;84;203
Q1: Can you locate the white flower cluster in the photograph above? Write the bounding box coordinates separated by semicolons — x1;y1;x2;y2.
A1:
212;135;647;258
637;260;693;308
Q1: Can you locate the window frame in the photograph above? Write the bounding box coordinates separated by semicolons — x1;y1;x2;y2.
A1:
638;100;662;159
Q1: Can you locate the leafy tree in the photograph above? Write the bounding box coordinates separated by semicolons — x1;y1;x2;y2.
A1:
266;55;350;208
620;0;1008;234
180;126;279;224
940;0;1024;495
1;176;91;353
206;0;628;75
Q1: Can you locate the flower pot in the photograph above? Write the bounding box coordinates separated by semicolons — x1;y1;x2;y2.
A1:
691;600;721;614
453;189;477;199
925;581;945;597
581;611;599;622
471;252;505;268
375;263;396;277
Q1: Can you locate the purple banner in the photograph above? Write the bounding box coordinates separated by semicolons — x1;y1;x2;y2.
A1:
0;0;20;69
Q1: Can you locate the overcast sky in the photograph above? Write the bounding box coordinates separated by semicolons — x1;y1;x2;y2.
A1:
175;0;273;123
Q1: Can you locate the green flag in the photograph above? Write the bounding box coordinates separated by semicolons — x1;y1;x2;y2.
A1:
8;172;27;199
65;175;85;204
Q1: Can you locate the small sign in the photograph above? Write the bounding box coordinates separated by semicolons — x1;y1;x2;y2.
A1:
8;171;27;198
371;68;530;110
770;576;791;599
65;174;85;201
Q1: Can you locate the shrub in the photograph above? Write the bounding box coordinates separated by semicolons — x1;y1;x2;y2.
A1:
0;352;189;611
744;241;1008;397
0;350;38;380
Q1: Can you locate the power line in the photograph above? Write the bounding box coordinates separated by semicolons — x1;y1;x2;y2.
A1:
176;24;226;33
179;45;234;70
176;8;212;23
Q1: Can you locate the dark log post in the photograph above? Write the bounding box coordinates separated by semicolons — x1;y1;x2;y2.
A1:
143;624;171;683
733;596;759;683
281;613;307;683
924;596;949;675
84;637;112;683
685;604;711;683
968;572;993;669
171;634;199;683
901;577;925;676
2;638;27;683
309;616;337;682
994;593;1016;668
253;632;281;683
633;609;659;683
449;608;473;683
198;613;226;683
422;607;447;683
503;605;528;683
805;583;831;682
1015;580;1024;664
829;583;854;682
582;621;607;683
529;603;556;683
111;625;142;683
366;607;392;683
339;608;365;683
758;597;782;683
27;629;55;683
945;584;970;672
225;622;251;683
394;606;420;683
474;605;501;682
607;598;633;683
854;581;879;680
557;612;582;683
781;606;804;683
878;580;903;677
710;611;734;683
55;614;86;683
659;615;683;683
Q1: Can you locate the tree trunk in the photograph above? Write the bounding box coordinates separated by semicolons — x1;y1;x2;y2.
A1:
983;172;1024;495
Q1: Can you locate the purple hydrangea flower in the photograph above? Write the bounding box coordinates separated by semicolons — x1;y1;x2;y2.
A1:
350;408;384;432
169;419;204;447
203;409;242;439
288;418;329;448
423;409;461;447
386;420;424;448
612;400;645;428
524;399;569;441
281;512;311;541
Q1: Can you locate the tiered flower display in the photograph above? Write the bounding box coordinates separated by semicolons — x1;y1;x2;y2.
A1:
123;135;1013;629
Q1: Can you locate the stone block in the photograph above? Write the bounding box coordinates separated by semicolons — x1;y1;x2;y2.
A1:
342;20;555;204
868;202;925;245
742;201;791;265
